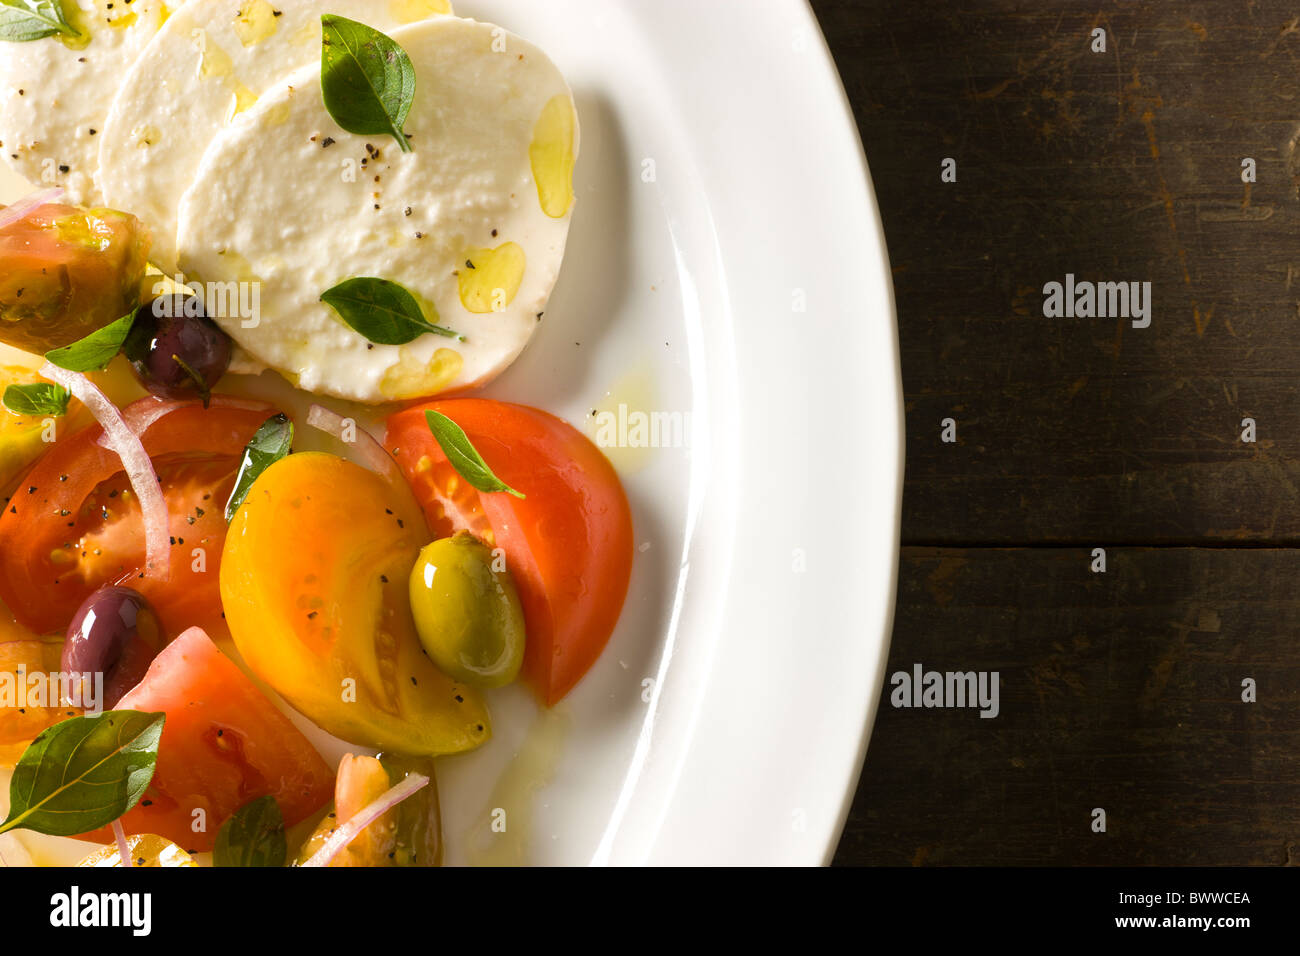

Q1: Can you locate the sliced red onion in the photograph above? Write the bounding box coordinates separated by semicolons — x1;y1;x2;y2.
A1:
111;820;131;868
114;394;273;440
300;771;429;868
306;405;399;479
306;404;427;527
40;363;171;581
0;186;65;231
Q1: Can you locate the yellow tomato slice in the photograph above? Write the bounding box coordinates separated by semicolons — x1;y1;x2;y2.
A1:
0;363;87;497
78;834;197;868
220;453;490;756
0;638;77;768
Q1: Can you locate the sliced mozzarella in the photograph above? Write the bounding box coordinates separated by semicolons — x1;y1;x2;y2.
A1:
99;0;454;270
177;16;578;404
0;0;168;204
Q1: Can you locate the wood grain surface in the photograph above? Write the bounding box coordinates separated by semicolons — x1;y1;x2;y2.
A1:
813;0;1300;864
837;547;1299;866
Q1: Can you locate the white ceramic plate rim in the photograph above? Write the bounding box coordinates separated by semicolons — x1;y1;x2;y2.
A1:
588;0;902;866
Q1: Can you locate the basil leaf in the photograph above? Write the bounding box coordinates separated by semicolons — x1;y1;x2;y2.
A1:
3;382;69;417
225;413;294;522
44;312;135;372
0;0;80;43
320;15;416;153
213;795;287;868
321;277;462;345
424;409;524;499
0;710;165;837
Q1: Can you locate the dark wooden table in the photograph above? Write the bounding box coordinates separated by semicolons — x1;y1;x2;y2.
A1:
815;0;1300;865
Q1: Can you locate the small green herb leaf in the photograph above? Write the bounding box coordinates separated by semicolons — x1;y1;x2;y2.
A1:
225;413;294;522
321;277;462;345
3;382;69;417
44;312;136;372
320;15;416;153
424;409;524;499
0;0;81;43
213;795;287;867
0;710;165;837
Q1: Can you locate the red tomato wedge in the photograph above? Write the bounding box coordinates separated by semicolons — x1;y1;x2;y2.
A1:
84;626;332;852
0;202;150;354
386;399;634;706
0;395;276;637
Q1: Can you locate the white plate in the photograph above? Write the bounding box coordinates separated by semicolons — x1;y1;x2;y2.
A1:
0;0;900;866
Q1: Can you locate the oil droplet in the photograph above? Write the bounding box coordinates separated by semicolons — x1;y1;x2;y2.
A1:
201;25;272;126
214;249;262;284
290;17;317;46
380;347;463;400
458;243;525;314
228;85;259;121
56;31;91;51
585;361;662;475
199;37;235;78
464;707;570;866
206;250;266;316
530;95;577;218
390;0;452;23
58;3;92;50
264;100;292;127
133;125;162;148
232;0;279;47
56;24;91;49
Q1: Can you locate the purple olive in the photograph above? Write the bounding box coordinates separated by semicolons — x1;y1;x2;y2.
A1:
62;586;161;708
123;294;232;401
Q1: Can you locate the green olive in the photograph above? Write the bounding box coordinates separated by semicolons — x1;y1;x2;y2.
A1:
409;532;525;688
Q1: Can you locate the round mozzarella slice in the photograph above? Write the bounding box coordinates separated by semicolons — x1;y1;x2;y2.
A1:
99;0;454;270
0;0;168;204
176;16;579;404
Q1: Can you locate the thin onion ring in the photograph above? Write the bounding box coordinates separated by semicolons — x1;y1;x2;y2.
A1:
305;405;400;479
299;770;429;868
111;394;273;442
305;404;426;527
0;186;65;232
39;363;171;581
111;820;131;868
